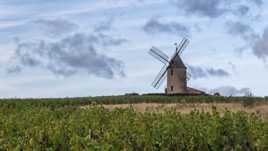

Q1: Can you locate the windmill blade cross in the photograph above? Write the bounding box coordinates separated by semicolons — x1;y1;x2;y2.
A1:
176;38;186;53
178;38;189;54
149;47;169;64
171;38;189;60
152;64;168;89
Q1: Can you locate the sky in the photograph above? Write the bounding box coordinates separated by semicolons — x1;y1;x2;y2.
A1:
0;0;267;98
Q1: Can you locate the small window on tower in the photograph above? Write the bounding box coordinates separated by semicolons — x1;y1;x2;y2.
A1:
171;86;173;91
171;69;173;76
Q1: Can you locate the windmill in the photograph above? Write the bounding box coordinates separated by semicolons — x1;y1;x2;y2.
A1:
149;38;202;95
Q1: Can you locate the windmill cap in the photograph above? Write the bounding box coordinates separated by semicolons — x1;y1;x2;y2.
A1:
171;55;186;68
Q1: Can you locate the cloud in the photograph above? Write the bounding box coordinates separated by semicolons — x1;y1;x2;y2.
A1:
226;21;252;36
224;22;268;63
207;68;230;77
209;86;252;96
188;65;230;79
33;19;79;37
252;0;263;6
170;0;263;18
253;27;268;61
170;0;226;18
228;62;236;71
97;33;127;46
225;21;258;43
94;18;113;32
5;18;128;78
234;5;250;16
225;21;262;56
7;33;126;78
6;65;21;74
143;18;190;36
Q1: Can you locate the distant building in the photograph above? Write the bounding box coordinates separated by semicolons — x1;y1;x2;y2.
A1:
149;38;206;95
166;55;205;95
166;55;187;94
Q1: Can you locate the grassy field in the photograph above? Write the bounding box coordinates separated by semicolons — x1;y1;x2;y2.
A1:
0;95;268;150
1;95;267;107
98;102;268;119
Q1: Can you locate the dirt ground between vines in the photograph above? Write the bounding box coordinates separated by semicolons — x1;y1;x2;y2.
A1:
84;103;268;119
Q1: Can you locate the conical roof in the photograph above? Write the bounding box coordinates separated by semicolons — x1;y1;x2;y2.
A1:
170;55;186;68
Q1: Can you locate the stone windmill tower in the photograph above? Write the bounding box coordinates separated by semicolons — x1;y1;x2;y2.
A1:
149;38;203;95
166;53;187;94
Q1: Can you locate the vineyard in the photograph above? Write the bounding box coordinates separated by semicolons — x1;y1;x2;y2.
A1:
0;95;268;150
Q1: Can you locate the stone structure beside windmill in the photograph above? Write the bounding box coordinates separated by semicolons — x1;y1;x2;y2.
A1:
149;38;205;95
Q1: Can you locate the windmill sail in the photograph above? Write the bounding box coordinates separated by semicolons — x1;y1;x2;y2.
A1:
152;64;168;88
176;38;186;52
149;47;169;64
178;39;189;54
172;38;189;60
149;37;190;90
